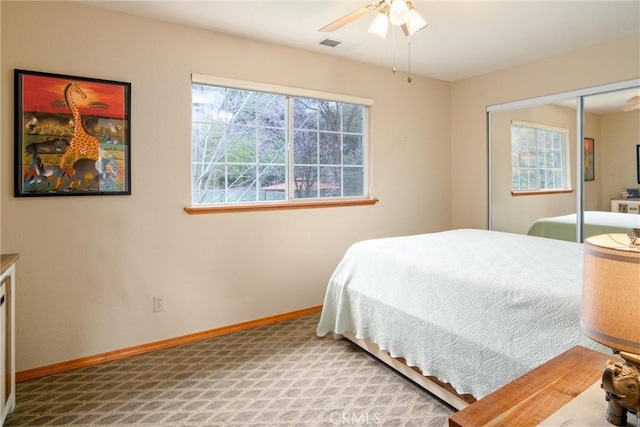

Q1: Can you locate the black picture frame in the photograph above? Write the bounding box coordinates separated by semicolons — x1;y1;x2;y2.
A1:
637;144;640;185
14;69;131;197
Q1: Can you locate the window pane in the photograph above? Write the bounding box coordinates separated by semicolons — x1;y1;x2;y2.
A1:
344;167;364;196
294;166;318;199
342;104;363;133
512;168;520;190
344;135;363;165
192;123;224;162
553;151;561;168
256;94;285;127
521;169;536;188
228;90;256;125
318;101;340;131
227;164;256;203
192;164;226;204
554;169;564;187
294;98;319;130
541;151;552;168
294;130;318;164
192;84;226;123
227;126;255;163
319;166;341;198
258;128;285;164
538;169;547;188
319;132;341;165
518;151;536;168
259;165;286;201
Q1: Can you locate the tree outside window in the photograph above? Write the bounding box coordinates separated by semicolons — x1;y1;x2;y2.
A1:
192;84;367;205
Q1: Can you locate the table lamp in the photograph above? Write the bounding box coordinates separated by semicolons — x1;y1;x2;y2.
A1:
581;232;640;426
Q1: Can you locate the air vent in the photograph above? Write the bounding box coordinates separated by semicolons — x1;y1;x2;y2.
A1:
318;38;360;51
319;38;342;48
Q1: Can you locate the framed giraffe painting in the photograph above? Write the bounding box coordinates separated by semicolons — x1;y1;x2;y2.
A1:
14;69;131;197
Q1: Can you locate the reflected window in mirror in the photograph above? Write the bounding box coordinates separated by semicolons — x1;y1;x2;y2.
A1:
511;121;571;194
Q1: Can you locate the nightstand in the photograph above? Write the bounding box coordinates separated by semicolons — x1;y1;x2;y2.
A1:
612;198;640;214
448;346;618;427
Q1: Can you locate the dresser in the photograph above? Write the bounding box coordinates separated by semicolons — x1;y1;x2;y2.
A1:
0;254;18;426
611;198;640;214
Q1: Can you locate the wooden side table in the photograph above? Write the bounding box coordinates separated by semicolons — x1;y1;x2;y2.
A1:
448;346;616;427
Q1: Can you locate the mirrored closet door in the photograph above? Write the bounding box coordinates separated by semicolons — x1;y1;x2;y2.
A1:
488;80;640;242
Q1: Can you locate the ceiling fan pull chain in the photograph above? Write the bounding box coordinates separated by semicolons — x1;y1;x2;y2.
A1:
392;26;397;73
407;38;412;83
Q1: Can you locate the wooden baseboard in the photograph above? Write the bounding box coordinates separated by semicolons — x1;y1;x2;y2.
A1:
17;305;323;383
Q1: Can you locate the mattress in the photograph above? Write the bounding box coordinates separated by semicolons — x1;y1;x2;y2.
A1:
527;211;639;242
316;229;607;399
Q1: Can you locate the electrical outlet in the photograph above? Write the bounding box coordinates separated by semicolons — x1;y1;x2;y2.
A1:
153;296;164;313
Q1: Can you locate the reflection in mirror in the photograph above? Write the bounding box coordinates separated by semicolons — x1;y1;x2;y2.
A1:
489;82;640;242
583;88;640;217
490;99;578;237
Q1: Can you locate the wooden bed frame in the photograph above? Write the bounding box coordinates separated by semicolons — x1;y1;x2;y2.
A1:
340;331;475;411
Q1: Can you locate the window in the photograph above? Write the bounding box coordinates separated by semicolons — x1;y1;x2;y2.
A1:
191;75;371;206
511;121;570;192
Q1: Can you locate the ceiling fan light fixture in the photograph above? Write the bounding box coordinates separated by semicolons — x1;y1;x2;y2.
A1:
405;4;427;35
389;0;410;26
368;8;390;38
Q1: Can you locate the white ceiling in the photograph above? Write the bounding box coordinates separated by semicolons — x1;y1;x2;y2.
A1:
554;86;640;114
84;0;640;82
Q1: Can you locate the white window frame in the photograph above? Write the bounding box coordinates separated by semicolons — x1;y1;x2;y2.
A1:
188;74;375;211
510;120;571;193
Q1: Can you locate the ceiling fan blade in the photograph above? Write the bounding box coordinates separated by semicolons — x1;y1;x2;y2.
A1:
400;24;410;37
319;1;384;32
621;96;640;111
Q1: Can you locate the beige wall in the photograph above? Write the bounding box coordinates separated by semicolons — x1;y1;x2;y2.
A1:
451;32;640;229
600;110;640;201
1;2;452;371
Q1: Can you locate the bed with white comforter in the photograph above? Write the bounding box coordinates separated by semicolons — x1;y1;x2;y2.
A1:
316;229;606;402
527;211;639;242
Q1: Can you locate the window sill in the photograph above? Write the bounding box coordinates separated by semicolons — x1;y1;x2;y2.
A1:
511;189;575;196
184;198;379;214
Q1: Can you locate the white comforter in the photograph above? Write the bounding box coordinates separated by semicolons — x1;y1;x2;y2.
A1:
316;229;606;399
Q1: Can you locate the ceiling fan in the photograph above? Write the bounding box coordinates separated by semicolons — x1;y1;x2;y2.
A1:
319;0;427;38
622;96;640;112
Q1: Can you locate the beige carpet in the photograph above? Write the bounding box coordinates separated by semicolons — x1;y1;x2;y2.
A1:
5;314;454;426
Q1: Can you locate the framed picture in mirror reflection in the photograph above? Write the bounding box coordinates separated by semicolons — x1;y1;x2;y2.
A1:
636;144;640;184
584;137;594;182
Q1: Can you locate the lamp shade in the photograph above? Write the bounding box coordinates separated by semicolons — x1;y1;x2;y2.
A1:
405;6;427;35
389;0;410;26
581;234;640;354
368;10;389;38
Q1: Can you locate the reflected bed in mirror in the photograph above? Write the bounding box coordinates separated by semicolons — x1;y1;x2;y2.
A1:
527;211;640;242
